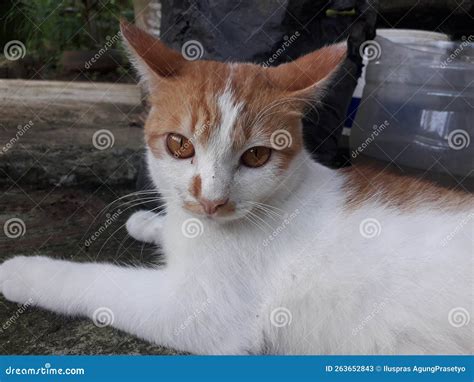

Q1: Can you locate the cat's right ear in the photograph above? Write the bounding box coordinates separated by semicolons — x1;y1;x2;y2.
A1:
120;20;186;89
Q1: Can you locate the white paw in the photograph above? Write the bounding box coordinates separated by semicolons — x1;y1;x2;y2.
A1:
0;256;38;304
126;210;164;244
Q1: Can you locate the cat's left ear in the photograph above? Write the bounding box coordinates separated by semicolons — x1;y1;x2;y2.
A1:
120;20;187;89
267;42;347;98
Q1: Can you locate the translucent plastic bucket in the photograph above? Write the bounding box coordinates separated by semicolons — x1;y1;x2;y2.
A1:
350;32;474;177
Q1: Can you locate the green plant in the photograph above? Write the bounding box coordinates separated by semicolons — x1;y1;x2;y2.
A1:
6;0;133;65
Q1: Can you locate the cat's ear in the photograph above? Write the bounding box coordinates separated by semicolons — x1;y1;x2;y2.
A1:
267;42;347;98
120;20;186;88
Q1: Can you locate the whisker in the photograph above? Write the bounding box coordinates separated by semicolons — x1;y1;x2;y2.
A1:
246;210;273;232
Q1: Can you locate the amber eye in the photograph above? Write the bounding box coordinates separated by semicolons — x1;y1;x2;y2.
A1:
166;133;195;159
241;146;272;168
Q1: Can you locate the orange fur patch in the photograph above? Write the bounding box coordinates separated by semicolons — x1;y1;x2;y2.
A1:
143;61;306;170
190;175;202;198
342;160;473;211
122;21;346;170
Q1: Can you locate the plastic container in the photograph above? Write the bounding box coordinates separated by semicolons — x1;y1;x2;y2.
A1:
350;31;473;177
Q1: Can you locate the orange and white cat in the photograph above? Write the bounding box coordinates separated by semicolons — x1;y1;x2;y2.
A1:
0;21;472;354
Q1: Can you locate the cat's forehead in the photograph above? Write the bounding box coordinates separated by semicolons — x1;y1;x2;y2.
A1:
147;61;301;151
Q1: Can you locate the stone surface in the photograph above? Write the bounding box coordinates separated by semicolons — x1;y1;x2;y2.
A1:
0;79;177;355
0;186;177;355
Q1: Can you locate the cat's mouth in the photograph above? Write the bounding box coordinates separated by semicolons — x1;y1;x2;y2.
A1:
182;200;237;220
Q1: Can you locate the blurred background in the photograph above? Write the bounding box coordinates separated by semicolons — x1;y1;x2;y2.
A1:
0;0;472;355
0;0;135;82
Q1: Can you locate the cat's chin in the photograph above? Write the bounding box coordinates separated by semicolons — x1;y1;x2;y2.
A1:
183;210;243;223
181;204;247;224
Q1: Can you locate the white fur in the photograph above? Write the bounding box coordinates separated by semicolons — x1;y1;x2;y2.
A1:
1;95;472;355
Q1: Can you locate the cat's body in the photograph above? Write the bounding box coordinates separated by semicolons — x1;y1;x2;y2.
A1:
0;21;472;354
1;151;471;354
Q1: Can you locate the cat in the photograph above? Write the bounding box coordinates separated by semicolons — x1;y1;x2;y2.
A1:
0;21;472;355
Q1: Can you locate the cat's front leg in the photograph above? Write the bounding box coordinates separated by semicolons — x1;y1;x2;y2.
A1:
0;255;175;343
0;255;168;326
0;256;56;305
0;255;251;354
126;209;164;245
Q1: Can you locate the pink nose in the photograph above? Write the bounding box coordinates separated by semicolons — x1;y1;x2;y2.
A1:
198;197;229;215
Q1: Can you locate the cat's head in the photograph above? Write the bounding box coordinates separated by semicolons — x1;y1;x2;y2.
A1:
121;21;346;222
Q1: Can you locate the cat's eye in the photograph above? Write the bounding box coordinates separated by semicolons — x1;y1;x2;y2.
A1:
241;146;271;168
166;133;195;159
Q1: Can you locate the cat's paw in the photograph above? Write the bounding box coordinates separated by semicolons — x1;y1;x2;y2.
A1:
126;210;164;244
0;256;37;304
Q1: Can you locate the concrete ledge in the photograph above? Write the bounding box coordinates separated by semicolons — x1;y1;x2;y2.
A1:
0;79;146;188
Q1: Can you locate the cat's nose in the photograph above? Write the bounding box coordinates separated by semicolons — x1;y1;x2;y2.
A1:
198;197;229;215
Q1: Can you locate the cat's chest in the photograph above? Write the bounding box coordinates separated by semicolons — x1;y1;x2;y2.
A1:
163;216;274;254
